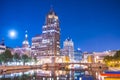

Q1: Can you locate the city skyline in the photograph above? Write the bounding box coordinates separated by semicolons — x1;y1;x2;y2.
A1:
0;0;120;52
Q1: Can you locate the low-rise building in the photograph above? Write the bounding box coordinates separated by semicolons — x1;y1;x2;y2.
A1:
0;45;6;53
0;39;6;53
93;51;116;63
83;52;94;63
12;31;31;56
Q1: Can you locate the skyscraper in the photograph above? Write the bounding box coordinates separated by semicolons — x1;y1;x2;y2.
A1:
63;38;74;61
31;8;60;58
42;8;60;56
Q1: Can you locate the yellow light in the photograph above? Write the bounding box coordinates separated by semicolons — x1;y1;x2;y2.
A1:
48;15;53;18
48;15;58;19
105;77;120;80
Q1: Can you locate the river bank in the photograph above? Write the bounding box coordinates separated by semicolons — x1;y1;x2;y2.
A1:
0;65;41;73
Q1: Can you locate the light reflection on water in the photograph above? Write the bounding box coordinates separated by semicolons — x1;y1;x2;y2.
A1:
0;69;94;80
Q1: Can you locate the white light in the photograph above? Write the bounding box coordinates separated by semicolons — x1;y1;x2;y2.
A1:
25;34;28;38
79;77;82;80
77;48;81;50
8;30;17;39
10;31;15;36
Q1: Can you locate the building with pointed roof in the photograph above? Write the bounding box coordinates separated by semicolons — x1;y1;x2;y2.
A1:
31;8;60;58
12;30;31;56
62;37;74;62
22;30;30;48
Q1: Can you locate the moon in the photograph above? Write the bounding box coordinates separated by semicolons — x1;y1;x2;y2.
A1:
8;30;17;39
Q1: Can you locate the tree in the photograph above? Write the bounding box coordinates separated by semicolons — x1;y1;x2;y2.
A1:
13;53;20;61
13;53;20;65
0;53;5;64
113;50;120;67
103;55;113;66
113;51;120;59
33;56;37;63
21;54;29;65
103;50;120;67
4;49;13;63
0;49;13;65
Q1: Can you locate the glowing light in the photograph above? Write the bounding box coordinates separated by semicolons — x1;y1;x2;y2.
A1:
8;30;17;39
77;48;81;50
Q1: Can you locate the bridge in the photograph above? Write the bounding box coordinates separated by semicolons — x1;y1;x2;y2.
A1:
43;62;108;70
58;63;106;66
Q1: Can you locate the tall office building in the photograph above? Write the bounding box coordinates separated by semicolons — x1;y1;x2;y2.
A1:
63;38;74;61
31;8;60;57
31;35;43;57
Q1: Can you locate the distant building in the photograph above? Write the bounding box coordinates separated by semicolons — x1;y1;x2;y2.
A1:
31;8;60;58
82;50;117;63
31;35;43;57
74;48;83;62
87;54;94;63
93;51;116;63
12;31;31;56
62;38;74;61
22;31;30;48
82;52;94;63
0;38;6;53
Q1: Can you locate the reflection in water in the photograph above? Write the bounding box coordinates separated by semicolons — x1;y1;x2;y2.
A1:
0;69;95;80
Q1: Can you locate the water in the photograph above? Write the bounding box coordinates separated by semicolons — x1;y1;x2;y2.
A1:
104;70;120;74
0;69;95;80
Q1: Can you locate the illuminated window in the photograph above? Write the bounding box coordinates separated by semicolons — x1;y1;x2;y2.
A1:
57;41;59;44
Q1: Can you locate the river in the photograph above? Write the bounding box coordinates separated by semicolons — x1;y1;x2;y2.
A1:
0;68;119;80
0;68;97;80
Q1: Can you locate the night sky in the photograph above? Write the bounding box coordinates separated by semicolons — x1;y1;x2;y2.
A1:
0;0;120;52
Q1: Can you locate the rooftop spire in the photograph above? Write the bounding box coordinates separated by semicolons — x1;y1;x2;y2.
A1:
50;5;53;11
0;38;5;45
66;37;71;41
25;30;28;40
22;30;29;48
48;5;56;15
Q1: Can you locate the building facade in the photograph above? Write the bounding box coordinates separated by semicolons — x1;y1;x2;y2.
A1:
82;52;94;63
31;35;43;57
82;51;116;63
0;45;6;53
22;31;30;48
74;48;83;62
12;31;31;56
93;51;116;63
0;39;6;53
31;8;60;58
62;38;74;61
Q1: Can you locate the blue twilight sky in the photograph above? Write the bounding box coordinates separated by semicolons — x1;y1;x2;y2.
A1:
0;0;120;52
